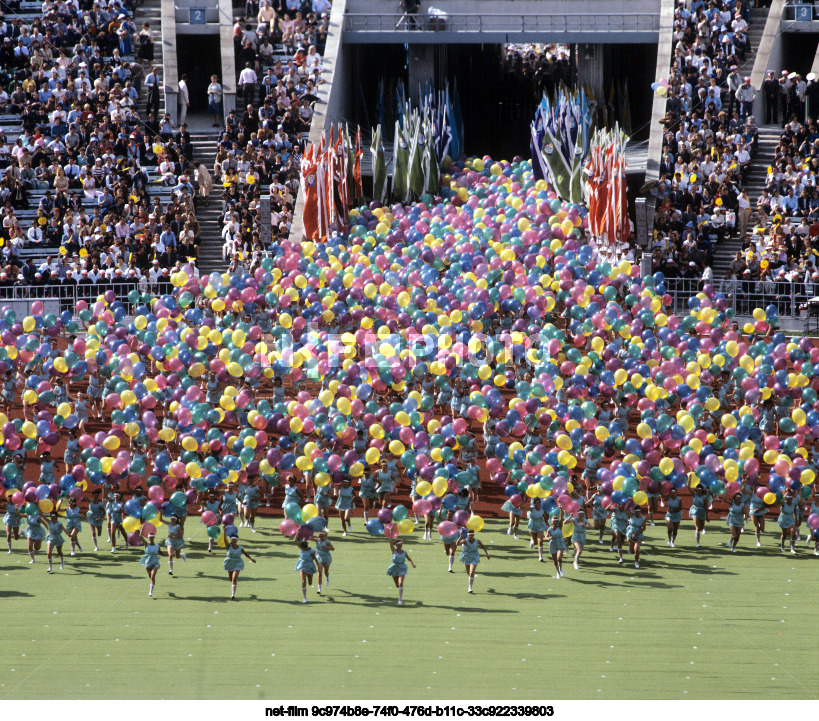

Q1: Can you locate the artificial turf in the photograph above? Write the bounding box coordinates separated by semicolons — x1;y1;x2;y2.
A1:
0;518;816;700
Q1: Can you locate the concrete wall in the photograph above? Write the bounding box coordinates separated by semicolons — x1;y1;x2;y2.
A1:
219;0;237;118
161;0;179;124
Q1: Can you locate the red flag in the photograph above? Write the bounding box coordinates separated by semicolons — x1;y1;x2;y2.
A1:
300;144;320;241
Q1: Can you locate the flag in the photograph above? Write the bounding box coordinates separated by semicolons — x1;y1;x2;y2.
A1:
353;126;363;200
422;118;439;196
371;124;387;204
407;117;425;200
542;126;571;200
300;144;320;241
392;120;409;202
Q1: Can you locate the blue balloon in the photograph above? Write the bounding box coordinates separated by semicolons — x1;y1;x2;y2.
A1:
365;519;384;536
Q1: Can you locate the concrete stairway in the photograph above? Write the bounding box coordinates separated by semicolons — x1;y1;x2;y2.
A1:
137;0;165;120
712;125;781;279
190;133;225;275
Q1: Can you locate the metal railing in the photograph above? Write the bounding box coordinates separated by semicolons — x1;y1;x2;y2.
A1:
0;281;177;309
342;12;660;35
664;276;811;319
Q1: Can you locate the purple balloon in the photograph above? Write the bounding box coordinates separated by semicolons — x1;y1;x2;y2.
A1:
222;513;235;526
295;525;314;541
377;508;393;524
453;510;469;527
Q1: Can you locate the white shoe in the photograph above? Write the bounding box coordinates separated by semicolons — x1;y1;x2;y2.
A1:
181;554;187;562
302;599;307;604
790;549;796;555
634;562;639;568
554;572;560;579
111;547;116;553
573;560;579;570
598;539;604;544
671;541;675;547
70;551;75;556
60;562;64;570
780;547;786;553
29;559;34;564
731;547;737;553
618;557;623;563
701;529;706;535
696;543;700;548
667;540;671;546
756;541;761;547
513;534;518;540
250;527;256;533
506;528;511;535
814;549;819;555
342;532;347;537
397;600;402;605
650;521;655;526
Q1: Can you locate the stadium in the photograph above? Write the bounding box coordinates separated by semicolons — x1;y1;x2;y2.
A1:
0;0;816;703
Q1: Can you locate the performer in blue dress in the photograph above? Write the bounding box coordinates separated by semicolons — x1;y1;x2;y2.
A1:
501;492;522;539
164;515;187;575
386;538;415;605
3;496;21;553
221;483;239;518
456;529;490;593
439;509;461;573
609;503;629;563
689;486;711;547
570;510;587;570
777;490;797;554
63;428;81;476
241;479;261;533
314;479;333;528
107;491;127;552
26;510;46;563
807;488;819;555
139;532;161;596
45;511;67;573
376;460;397;509
314;530;334;594
664;487;682;547
335;478;354;536
75;392;89;432
359;463;379;527
63;496;83;555
749;485;768;547
588;483;608;544
295;538;318;604
544;514;567;578
224;534;256;600
527;497;547;562
726;492;745;552
202;492;221;552
86;488;106;551
626;506;646;569
39;452;56;487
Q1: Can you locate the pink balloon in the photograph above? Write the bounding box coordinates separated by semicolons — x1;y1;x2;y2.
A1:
279;519;299;537
412;499;432;515
201;511;217;526
141;522;157;536
437;521;457;537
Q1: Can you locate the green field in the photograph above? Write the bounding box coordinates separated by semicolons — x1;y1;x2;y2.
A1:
1;519;816;700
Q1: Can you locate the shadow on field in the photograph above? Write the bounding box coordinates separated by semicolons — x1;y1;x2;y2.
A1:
332;588;520;612
0;590;34;598
485;587;566;601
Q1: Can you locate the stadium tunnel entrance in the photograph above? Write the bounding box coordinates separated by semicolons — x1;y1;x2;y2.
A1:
347;43;657;161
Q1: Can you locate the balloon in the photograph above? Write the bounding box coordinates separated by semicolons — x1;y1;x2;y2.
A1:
465;514;484;532
122;516;140;533
562;521;574;538
632;491;648;506
366;518;385;535
279;519;299;536
396;518;415;534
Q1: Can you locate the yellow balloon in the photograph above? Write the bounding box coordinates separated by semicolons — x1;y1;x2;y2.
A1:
122;516;140;533
432;477;448;497
415;481;432;496
21;420;37;438
158;428;176;442
561;521;574;538
633;491;648;506
466;515;484;532
102;435;120;451
38;498;54;514
397;518;415;534
763;492;776;505
181;436;198;452
365;447;381;465
389;440;405;456
301;503;318;521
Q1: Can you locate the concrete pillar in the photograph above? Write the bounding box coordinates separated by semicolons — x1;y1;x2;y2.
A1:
218;0;237;122
751;0;785;124
160;0;178;125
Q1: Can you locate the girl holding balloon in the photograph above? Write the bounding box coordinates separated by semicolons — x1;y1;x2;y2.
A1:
3;494;21;553
777;489;798;554
75;391;89;432
139;531;161;596
314;475;333;527
807;488;819;554
376;459;397;509
359;462;380;527
664;487;682;547
689;485;711;547
107;491;127;552
63;428;80;476
63;496;83;554
315;530;334;594
544;514;566;578
45;511;67;572
294;537;318;603
26;508;47;563
201;492;221;551
386;537;415;605
456;529;490;593
39;451;56;488
626;506;646;569
221;482;239;519
527;496;547;562
86;488;106;551
726;492;745;552
588;483;608;544
242;479;261;533
165;514;187;574
439;509;460;572
501;491;522;539
570;510;587;570
1;369;16;415
749;487;768;546
335;478;355;536
609;502;628;563
224;534;256;600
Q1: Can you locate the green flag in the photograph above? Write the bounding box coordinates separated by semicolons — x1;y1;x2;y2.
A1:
408;118;425;201
392;120;409;202
423;119;439;196
370;125;387;203
542;127;571;200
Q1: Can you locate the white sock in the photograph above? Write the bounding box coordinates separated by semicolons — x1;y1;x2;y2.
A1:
317;584;322;593
231;584;237;598
468;576;474;592
363;512;369;524
149;584;154;596
398;588;403;603
302;587;307;601
448;555;454;570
